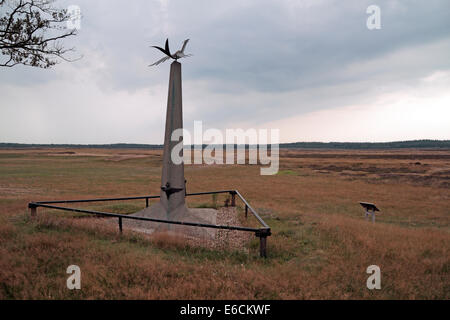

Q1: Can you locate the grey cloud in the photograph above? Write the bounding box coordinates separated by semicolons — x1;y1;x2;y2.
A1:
1;0;449;143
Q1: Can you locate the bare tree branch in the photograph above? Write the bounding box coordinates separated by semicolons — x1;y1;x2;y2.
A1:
0;0;80;68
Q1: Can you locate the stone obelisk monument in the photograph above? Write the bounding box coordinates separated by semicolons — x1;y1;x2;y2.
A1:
159;61;187;221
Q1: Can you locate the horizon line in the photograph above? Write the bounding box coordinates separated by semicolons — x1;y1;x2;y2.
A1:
0;139;449;147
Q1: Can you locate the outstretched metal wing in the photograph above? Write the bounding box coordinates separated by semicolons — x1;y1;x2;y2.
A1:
164;39;173;58
151;45;168;56
149;55;171;66
151;38;174;58
180;39;189;53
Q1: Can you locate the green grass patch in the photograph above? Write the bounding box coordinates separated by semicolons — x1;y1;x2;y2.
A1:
276;170;297;176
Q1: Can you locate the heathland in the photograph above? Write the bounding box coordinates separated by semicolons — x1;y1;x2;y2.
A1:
0;148;448;299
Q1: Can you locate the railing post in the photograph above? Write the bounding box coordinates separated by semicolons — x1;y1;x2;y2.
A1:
119;217;123;233
28;203;37;219
256;228;271;258
245;205;248;219
259;236;267;258
231;192;236;207
145;198;149;208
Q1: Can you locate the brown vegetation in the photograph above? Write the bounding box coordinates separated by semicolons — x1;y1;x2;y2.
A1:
0;148;448;299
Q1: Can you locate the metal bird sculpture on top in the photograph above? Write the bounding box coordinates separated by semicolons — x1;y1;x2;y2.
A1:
149;38;192;66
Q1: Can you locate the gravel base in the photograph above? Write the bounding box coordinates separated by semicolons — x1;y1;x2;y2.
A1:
212;207;252;252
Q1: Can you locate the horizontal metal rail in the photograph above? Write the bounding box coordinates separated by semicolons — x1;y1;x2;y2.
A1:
34;195;160;205
34;190;235;205
28;189;271;257
32;190;269;228
28;203;261;233
186;190;234;196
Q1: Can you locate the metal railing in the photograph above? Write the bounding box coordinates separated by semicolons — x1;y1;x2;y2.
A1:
28;190;271;257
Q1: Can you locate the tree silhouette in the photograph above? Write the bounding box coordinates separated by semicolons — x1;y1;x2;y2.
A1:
0;0;79;68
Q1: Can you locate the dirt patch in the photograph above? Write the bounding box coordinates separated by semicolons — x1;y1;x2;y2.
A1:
45;152;111;157
0;186;39;197
288;158;450;188
106;155;150;162
44;151;152;162
282;151;450;160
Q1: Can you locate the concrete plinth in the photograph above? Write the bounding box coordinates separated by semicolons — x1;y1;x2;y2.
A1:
129;205;217;239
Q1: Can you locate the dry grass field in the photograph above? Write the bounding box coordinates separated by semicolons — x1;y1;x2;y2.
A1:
0;148;449;299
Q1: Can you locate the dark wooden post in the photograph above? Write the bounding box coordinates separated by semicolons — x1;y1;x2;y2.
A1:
30;206;36;219
119;217;123;233
259;236;267;258
145;198;149;208
231;192;236;207
256;228;271;258
29;203;37;219
245;205;248;219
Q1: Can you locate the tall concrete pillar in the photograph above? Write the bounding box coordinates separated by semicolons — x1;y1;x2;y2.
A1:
129;60;214;239
160;61;186;220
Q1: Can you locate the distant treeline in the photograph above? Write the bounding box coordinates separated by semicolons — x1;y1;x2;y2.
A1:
0;140;448;150
0;143;163;149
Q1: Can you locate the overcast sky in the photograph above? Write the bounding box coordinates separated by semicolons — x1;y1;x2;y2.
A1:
1;0;449;144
